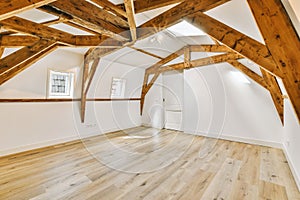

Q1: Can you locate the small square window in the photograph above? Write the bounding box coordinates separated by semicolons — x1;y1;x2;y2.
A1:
47;70;74;98
111;78;126;98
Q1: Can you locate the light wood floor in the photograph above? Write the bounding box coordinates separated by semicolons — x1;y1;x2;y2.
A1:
0;127;299;200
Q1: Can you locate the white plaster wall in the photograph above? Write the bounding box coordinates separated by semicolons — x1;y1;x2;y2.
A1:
183;64;283;146
0;49;143;156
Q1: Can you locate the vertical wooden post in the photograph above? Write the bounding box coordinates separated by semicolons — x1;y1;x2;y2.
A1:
80;58;90;123
184;46;191;69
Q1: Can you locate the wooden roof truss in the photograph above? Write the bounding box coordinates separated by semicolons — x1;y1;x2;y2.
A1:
0;0;298;124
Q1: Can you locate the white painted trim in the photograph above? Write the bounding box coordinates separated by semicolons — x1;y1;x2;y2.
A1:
183;129;282;148
282;143;300;192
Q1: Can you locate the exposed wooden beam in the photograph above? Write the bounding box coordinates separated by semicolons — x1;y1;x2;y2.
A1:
80;59;90;123
189;45;233;53
140;72;160;115
0;40;57;85
184;12;283;78
0;18;118;47
247;0;300;122
0;17;67;36
85;47;121;61
0;35;40;47
0;47;4;58
261;69;284;124
0;0;57;21
0;35;123;47
39;5;128;41
0;17;75;45
90;0;127;18
119;0;183;14
227;59;268;89
124;0;137;41
137;0;231;40
80;57;101;122
146;47;184;74
50;0;129;40
39;6;98;35
157;53;243;73
184;46;191;68
140;73;149;115
84;58;101;96
130;47;163;59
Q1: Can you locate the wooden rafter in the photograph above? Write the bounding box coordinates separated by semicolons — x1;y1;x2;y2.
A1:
0;17;68;36
261;68;284;124
137;0;231;40
0;0;57;21
90;0;127;18
0;39;57;85
190;45;233;53
0;18;119;47
119;0;184;14
130;47;163;59
0;47;4;58
0;17;76;45
247;0;300;122
124;0;137;41
39;4;128;41
146;47;184;73
184;12;282;78
0;35;123;47
52;0;128;28
227;59;268;89
38;5;98;35
158;53;242;73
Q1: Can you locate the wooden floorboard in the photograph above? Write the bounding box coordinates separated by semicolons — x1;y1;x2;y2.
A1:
0;127;299;200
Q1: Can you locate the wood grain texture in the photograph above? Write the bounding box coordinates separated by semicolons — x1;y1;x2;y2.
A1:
0;127;299;199
0;47;4;59
130;47;163;59
51;0;128;29
184;12;282;77
0;35;120;47
0;42;58;85
133;0;183;13
0;39;56;77
89;0;127;18
157;52;243;73
124;0;137;41
0;0;57;20
247;0;300;122
41;3;128;41
137;0;231;40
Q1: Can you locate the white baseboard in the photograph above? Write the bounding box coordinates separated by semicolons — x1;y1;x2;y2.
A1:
0;125;142;157
0;135;79;157
282;144;300;192
183;129;282;148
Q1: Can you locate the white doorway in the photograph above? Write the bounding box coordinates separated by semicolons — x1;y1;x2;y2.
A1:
162;71;184;131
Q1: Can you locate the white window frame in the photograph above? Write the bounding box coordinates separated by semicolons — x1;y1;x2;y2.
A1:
110;77;126;99
47;70;75;98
